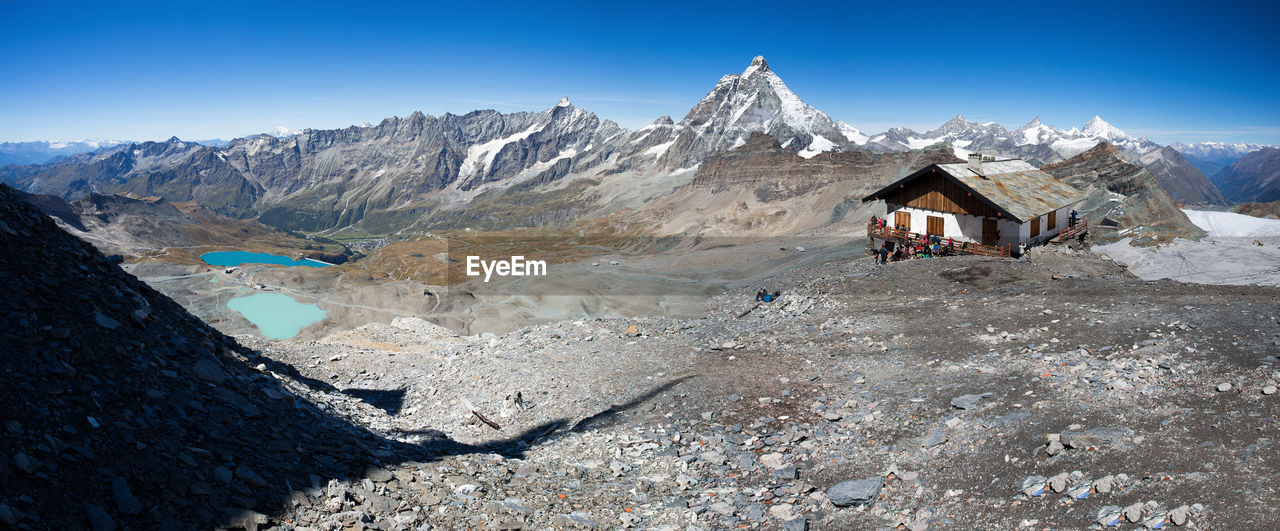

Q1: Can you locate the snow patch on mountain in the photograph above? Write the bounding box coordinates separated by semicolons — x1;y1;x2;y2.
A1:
1051;137;1109;158
905;136;947;150
836;121;868;145
458;122;547;179
798;135;834;158
644;140;676;157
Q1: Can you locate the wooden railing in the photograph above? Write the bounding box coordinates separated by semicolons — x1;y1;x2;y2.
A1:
1055;218;1088;243
866;222;1011;258
971;243;1012;258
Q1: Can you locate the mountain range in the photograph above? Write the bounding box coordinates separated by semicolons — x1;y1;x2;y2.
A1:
0;134;278;167
1170;141;1277;177
1211;148;1280;204
0;140;127;166
3;56;1276;234
861;114;1242;205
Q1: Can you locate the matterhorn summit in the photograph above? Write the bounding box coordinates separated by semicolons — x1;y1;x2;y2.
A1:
669;56;862;163
742;55;771;77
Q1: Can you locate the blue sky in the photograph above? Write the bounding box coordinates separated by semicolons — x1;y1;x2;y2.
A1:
2;1;1277;144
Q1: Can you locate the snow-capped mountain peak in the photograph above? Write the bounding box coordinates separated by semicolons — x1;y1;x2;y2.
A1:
269;126;302;138
836;121;869;145
863;112;1161;163
1013;116;1057;146
742;55;770;77
646;57;865;166
556;96;572;108
1082;115;1130;142
932;114;979;136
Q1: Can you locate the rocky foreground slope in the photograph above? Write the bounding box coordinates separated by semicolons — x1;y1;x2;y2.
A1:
4;180;1280;530
0;184;504;530
235;244;1280;530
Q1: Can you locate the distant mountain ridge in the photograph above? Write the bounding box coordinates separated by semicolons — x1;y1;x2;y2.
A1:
1171;141;1278;165
1;57;877;233
1211;148;1280;204
2;56;1268;232
1170;141;1279;181
0;128;321;167
864;114;1157;160
862;114;1230;205
0;140;127;167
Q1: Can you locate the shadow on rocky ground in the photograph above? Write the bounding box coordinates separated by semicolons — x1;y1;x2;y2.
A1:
0;184;682;529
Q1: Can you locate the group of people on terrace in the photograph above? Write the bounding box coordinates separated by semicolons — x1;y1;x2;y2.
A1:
868;215;979;264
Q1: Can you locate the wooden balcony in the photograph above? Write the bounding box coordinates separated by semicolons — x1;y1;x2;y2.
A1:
1055;218;1088;243
866;222;1011;258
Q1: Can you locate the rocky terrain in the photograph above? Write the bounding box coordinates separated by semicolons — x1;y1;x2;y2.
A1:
1043;144;1205;245
210;245;1280;530
1233;200;1280;219
638;135;959;237
13;190;333;258
6;178;1280;530
0;183;443;530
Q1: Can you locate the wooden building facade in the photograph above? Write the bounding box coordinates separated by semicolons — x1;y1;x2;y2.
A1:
863;155;1086;248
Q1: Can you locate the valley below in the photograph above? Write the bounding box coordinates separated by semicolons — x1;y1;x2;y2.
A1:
124;230;872;339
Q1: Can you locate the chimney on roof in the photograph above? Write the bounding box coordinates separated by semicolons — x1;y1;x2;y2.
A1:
968;152;984;176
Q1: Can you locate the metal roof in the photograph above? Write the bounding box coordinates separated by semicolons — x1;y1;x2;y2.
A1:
864;159;1086;223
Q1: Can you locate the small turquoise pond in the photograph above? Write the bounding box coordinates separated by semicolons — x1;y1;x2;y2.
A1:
201;251;331;268
227;293;327;340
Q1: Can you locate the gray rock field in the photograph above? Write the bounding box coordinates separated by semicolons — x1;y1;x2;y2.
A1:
4;181;1280;529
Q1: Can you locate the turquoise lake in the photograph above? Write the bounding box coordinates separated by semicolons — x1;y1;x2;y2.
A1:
227;293;327;340
201;250;331;268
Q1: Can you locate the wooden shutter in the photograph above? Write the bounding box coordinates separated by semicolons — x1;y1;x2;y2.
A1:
927;215;944;236
895;211;911;232
1030;217;1041;238
1047;211;1057;230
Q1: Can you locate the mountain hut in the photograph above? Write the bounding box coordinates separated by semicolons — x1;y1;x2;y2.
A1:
862;154;1087;255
